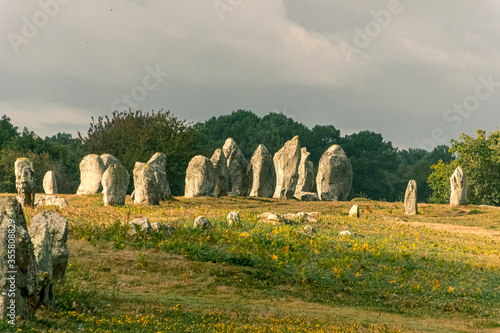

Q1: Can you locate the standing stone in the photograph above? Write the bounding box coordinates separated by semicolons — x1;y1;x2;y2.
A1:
29;211;69;282
15;158;35;208
273;136;301;199
184;156;215;198
223;138;252;196
249;144;276;198
147;153;171;199
76;154;106;195
404;180;418;215
316;145;352;201
0;197;38;319
211;149;230;197
43;171;58;195
349;205;360;218
226;211;240;226
295;147;316;194
450;166;467;206
133;163;160;205
102;165;130;206
100;153;121;171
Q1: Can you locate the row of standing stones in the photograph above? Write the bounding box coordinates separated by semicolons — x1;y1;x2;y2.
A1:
185;136;353;201
14;138;467;212
0;197;69;320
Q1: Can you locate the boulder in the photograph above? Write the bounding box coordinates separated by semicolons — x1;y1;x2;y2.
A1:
293;191;319;201
34;195;69;209
257;212;284;225
76;154;106;195
273;136;301;199
404;180;418;215
184;156;215;198
29;211;69;282
147;153;171;199
226;211;240;226
43;171;58;195
450;166;467;206
100;153;121;170
128;217;152;234
194;216;212;229
15;158;35;208
349;205;360;218
133;163;160;205
102;165;130;206
283;212;318;223
295;147;315;194
222;138;252;196
316;145;352;201
211;149;230;197
0;198;38;319
249;144;275;198
150;222;175;233
28;226;54;308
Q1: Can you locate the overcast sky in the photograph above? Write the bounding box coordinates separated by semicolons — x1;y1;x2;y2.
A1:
1;1;500;150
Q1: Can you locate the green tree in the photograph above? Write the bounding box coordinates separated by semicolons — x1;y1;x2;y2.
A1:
340;131;399;201
80;110;200;195
0;115;19;150
428;130;500;205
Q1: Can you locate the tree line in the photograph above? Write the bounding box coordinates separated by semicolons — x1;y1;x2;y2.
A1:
2;109;494;205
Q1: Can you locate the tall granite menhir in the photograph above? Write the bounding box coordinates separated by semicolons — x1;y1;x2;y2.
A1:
211;149;230;197
316;145;352;201
184;156;215;197
223;138;252;196
249;144;275;198
133;153;171;205
450;166;467;206
77;154;106;195
404;180;418;215
273;136;301;199
15;158;35;208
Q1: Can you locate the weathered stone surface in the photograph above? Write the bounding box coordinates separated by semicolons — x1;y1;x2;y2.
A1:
29;211;69;282
100;153;121;170
450;166;467;206
257;212;284;225
295;148;315;194
34;195;69;209
283;212;318;223
150;222;176;233
404;180;418;215
226;211;240;226
15;158;35;208
349;205;360;218
211;149;230;197
223;138;252;196
184;156;215;198
147;153;171;199
102;165;130;206
77;154;106;195
28;226;54;308
133;163;160;205
249;144;275;198
293;191;319;201
133;153;171;205
194;216;212;229
129;217;152;234
316;145;352;201
0;197;38;319
273;136;301;199
43;171;58;195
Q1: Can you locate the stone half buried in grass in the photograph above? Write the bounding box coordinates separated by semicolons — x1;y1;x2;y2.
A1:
283;212;319;223
150;222;176;233
194;216;212;229
349;205;360;218
226;211;240;226
257;212;284;225
128;217;152;235
293;191;319;201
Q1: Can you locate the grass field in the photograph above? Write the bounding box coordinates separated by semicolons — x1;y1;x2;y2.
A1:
2;194;499;332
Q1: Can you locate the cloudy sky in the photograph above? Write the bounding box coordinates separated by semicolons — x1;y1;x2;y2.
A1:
1;1;500;150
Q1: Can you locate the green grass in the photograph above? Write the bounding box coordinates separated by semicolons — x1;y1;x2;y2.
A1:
3;194;500;332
